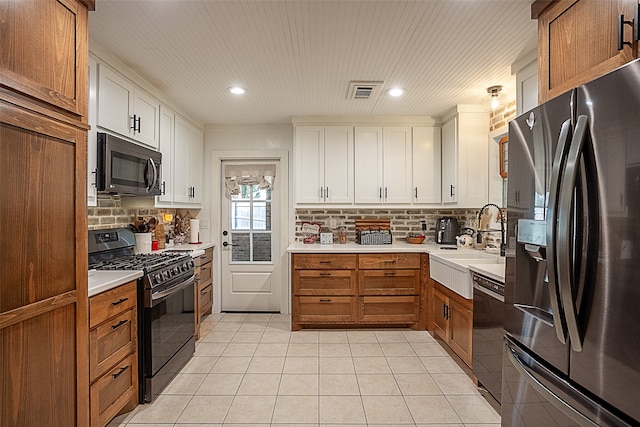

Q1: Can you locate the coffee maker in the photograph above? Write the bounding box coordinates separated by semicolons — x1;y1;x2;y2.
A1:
435;217;458;244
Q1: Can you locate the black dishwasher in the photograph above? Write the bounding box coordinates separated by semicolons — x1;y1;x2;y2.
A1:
471;271;505;404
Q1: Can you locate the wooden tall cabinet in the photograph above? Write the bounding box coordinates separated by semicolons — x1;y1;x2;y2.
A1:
535;0;639;103
0;0;93;425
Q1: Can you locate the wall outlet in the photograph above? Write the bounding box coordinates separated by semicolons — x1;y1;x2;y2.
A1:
201;220;210;229
329;218;337;229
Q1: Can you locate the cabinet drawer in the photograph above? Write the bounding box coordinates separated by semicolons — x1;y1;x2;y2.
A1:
197;261;212;287
198;283;213;314
90;352;137;427
359;296;419;323
359;269;420;295
295;296;357;322
358;253;420;269
293;270;357;296
89;281;137;329
293;254;357;269
198;248;213;265
89;308;136;383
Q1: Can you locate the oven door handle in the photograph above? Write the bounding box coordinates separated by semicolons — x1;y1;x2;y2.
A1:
151;275;196;303
473;283;504;302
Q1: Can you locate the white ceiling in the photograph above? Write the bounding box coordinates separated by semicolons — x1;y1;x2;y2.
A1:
88;0;538;125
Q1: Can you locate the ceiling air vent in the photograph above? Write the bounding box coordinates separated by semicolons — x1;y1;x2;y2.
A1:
347;81;383;100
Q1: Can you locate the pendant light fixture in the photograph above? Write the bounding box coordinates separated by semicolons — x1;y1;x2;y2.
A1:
483;85;504;110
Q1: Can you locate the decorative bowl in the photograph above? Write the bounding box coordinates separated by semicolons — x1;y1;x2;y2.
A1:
406;235;425;244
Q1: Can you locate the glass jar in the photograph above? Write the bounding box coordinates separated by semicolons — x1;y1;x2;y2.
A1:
338;227;347;244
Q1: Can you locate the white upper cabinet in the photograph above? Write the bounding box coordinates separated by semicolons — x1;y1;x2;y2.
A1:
382;127;413;203
324;127;354;203
132;89;160;148
354;127;384;204
96;63;160;149
412;126;442;204
156;107;203;207
295;126;354;204
157;104;175;204
441;119;457;204
354;126;412;204
441;107;490;208
173;115;203;206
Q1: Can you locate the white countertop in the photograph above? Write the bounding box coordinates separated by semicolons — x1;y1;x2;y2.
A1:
164;242;215;257
287;241;456;253
88;270;143;297
468;263;505;283
165;242;215;252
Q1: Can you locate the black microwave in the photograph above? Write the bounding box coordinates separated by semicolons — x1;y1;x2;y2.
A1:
96;132;162;196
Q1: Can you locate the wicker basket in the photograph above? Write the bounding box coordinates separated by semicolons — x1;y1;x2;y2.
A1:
355;218;392;245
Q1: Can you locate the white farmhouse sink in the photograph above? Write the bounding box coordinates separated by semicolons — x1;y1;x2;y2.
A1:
429;251;503;299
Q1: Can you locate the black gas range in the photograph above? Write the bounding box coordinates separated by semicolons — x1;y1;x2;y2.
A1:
88;228;196;403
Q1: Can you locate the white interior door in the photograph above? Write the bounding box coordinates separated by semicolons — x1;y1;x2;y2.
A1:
220;161;281;312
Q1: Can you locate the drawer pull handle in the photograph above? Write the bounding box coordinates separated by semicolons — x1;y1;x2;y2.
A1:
319;272;332;276
319;299;332;302
201;266;208;271
111;319;128;330
200;290;208;296
111;297;128;306
112;365;129;379
319;261;332;264
384;272;397;276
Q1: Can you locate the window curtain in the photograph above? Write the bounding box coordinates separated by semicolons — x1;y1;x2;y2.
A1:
224;163;276;196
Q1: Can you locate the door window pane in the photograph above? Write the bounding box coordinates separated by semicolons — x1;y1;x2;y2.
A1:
232;201;251;230
231;233;250;262
253;233;272;262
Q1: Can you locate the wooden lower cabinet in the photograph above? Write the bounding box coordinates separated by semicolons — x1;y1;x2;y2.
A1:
430;280;473;367
291;253;424;330
359;296;419;323
194;247;214;340
295;296;358;323
89;281;138;427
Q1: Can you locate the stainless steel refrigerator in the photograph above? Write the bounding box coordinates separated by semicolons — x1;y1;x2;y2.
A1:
502;59;640;426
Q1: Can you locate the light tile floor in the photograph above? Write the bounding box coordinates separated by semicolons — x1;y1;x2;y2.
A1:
110;313;500;426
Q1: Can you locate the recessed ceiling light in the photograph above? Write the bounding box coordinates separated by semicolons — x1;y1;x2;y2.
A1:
387;88;405;97
228;86;246;95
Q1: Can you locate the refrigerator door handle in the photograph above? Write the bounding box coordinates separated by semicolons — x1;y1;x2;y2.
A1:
546;118;572;344
557;115;589;352
505;340;600;427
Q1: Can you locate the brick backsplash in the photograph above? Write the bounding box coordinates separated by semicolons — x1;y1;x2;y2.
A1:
88;194;177;232
295;208;486;244
489;100;517;132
